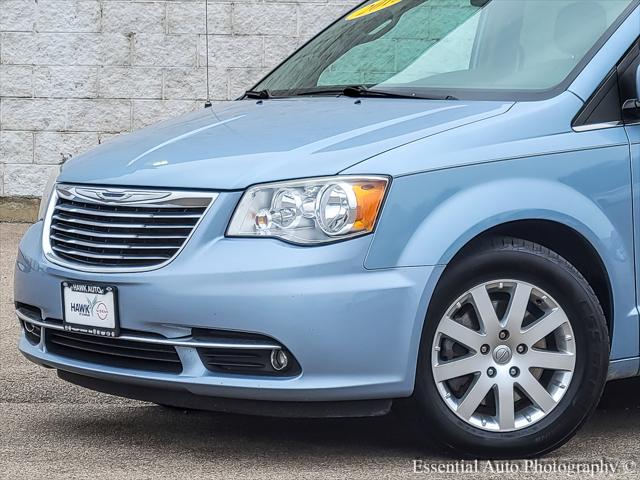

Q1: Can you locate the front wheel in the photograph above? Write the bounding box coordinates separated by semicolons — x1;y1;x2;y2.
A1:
410;237;609;458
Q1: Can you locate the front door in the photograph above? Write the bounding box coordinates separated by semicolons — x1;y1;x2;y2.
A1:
622;40;640;368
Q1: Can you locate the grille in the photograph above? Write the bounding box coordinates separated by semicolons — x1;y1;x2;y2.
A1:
46;185;215;270
46;329;183;373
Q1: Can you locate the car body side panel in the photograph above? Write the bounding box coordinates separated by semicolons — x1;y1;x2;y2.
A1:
627;121;640;370
359;127;637;360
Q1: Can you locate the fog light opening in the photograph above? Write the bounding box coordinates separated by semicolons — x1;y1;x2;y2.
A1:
21;320;42;346
270;349;289;371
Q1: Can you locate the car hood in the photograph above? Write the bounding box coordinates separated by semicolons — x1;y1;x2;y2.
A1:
60;97;513;190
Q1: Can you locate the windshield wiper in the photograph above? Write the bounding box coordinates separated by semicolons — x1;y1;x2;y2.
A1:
293;85;458;100
343;85;415;99
244;89;271;99
246;86;459;101
343;85;459;100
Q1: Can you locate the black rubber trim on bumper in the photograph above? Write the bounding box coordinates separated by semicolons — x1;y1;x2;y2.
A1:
57;370;394;418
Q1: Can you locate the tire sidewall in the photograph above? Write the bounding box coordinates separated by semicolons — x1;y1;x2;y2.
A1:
413;243;609;457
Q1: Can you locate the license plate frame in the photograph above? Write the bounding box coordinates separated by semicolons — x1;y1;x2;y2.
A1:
61;281;120;337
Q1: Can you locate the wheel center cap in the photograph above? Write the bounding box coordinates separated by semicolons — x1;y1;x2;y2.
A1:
493;345;512;365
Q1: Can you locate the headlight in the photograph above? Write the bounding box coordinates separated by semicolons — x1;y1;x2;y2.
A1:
37;167;61;221
227;176;389;244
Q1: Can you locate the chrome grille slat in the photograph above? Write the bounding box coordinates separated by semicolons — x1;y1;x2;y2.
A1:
50;234;180;250
51;244;173;261
46;185;216;271
55;203;203;219
52;214;197;230
51;224;189;240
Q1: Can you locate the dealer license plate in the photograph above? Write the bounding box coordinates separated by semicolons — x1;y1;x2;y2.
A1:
62;282;119;337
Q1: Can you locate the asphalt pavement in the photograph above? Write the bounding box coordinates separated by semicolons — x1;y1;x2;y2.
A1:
1;222;639;479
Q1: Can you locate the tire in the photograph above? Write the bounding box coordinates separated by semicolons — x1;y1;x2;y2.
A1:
409;236;609;458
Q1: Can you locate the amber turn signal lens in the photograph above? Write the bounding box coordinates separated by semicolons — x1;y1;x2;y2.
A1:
352;180;387;232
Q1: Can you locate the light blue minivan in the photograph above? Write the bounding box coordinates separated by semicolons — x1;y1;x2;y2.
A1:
15;0;640;457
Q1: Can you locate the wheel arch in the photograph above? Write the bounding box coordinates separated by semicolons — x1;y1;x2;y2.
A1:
448;220;614;337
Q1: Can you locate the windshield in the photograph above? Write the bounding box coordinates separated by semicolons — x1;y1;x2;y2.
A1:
253;0;636;100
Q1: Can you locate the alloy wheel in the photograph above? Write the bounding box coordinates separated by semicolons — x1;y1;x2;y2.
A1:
431;280;576;432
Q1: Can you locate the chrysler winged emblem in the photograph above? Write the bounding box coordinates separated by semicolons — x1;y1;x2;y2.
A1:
64;186;171;204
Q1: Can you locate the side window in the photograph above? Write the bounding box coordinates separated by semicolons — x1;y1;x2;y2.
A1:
573;39;639;130
573;70;622;129
618;39;640;107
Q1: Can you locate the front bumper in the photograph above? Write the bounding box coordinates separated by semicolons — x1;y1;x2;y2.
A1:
15;192;442;406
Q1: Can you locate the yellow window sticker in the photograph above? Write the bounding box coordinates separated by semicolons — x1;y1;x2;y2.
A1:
346;0;402;21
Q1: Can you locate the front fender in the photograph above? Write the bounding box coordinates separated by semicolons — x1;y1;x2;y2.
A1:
397;178;624;269
366;148;637;360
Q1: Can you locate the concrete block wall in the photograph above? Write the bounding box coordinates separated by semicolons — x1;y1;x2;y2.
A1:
0;0;358;196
